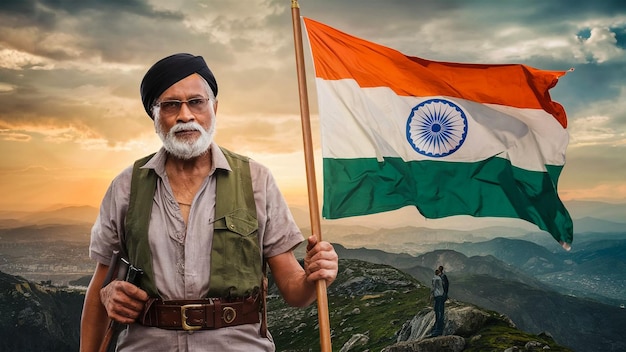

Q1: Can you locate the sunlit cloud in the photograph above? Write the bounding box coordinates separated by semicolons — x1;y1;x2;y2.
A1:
568;86;626;147
0;81;151;147
0;45;142;73
55;58;144;74
569;115;622;146
0;123;96;144
409;14;626;66
37;31;83;58
0;82;15;93
0;120;158;152
0;48;53;70
488;35;573;62
0;130;31;142
576;26;625;63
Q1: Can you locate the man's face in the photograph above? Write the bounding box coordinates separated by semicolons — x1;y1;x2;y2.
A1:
154;74;217;160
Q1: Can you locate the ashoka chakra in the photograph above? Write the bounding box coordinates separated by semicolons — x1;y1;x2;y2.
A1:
405;98;468;158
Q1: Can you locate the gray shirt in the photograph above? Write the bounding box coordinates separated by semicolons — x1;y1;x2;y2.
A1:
89;143;304;351
432;275;443;297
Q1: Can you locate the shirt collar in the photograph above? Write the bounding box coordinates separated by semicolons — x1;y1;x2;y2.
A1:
140;141;232;178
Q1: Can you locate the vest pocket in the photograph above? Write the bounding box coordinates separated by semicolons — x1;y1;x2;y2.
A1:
221;208;258;236
211;208;262;298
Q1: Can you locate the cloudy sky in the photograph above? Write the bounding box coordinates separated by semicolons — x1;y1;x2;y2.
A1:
0;1;625;227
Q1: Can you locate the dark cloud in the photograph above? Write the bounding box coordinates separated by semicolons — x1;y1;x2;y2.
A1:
529;0;626;17
0;0;181;19
299;0;625;50
0;0;58;28
550;62;626;117
0;0;184;62
613;25;626;49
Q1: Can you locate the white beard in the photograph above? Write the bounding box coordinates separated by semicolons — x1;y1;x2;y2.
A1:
156;119;215;160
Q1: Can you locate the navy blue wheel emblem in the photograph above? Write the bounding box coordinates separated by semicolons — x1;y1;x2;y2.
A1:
406;99;468;158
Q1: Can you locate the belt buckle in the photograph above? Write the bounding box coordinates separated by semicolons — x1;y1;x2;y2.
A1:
180;304;204;331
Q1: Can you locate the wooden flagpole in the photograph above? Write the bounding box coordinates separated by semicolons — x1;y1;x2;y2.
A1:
290;1;332;351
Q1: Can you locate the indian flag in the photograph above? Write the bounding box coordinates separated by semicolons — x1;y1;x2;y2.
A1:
303;17;573;246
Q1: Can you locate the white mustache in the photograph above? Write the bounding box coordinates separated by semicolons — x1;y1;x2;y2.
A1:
170;122;202;134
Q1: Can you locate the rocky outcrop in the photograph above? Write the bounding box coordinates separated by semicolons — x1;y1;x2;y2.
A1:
379;300;559;352
382;335;466;352
379;304;499;352
395;304;504;342
339;333;370;352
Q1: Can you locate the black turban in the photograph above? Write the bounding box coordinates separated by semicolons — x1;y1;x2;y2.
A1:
140;53;218;119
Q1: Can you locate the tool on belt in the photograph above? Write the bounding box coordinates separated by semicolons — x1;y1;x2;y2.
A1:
98;251;144;352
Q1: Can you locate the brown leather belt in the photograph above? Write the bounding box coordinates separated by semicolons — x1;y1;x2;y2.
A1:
139;296;260;331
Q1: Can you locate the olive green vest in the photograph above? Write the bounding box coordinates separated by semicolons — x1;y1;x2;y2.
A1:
123;148;263;299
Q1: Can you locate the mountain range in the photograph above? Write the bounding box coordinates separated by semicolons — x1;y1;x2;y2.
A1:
0;205;98;228
1;199;624;232
291;199;626;235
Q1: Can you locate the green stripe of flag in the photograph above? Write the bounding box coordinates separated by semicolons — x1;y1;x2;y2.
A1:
322;157;573;244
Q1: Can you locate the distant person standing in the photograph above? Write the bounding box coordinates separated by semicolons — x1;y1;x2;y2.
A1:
439;265;449;301
430;268;445;337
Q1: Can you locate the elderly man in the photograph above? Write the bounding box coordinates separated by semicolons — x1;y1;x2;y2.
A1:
80;53;338;351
